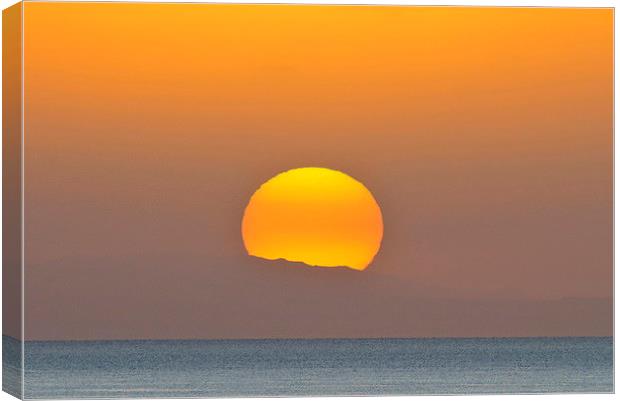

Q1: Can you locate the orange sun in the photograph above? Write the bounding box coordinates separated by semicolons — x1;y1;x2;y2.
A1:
241;167;383;271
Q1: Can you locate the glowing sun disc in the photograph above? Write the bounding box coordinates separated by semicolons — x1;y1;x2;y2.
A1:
241;167;383;271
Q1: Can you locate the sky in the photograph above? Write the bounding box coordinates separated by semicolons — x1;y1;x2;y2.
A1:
16;3;613;340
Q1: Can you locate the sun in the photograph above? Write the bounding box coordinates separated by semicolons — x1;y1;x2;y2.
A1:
241;167;383;271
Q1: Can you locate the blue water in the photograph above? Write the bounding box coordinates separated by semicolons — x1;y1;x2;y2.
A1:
6;336;614;398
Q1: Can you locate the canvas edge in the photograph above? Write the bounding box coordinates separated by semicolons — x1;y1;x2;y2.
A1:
2;1;24;400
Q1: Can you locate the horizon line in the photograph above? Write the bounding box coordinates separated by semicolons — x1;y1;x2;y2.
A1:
5;334;613;343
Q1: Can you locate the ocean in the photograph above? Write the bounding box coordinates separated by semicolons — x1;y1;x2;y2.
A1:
3;336;613;398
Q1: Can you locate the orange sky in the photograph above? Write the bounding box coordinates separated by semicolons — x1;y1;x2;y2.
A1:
19;3;612;340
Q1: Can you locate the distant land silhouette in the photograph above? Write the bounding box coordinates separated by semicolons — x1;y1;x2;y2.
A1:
23;252;612;341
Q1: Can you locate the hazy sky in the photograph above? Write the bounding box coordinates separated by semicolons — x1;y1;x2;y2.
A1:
19;4;612;340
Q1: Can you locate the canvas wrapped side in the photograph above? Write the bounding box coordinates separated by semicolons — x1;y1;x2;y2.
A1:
3;2;23;399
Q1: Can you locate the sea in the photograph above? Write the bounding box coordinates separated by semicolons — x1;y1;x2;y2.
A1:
3;336;613;399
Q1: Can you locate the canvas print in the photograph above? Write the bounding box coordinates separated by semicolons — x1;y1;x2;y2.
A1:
2;2;613;399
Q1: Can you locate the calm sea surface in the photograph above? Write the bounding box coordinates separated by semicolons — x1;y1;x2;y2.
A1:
5;336;614;398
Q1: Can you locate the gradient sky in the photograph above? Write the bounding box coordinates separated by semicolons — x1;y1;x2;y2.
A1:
20;3;612;340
